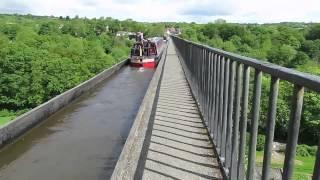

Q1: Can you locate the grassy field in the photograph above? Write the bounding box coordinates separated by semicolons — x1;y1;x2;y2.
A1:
256;151;315;179
0;116;15;126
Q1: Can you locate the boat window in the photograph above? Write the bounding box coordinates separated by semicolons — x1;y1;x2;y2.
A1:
131;44;143;56
149;44;157;55
143;47;149;56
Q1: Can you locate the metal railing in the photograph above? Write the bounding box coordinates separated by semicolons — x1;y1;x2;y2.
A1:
171;36;320;180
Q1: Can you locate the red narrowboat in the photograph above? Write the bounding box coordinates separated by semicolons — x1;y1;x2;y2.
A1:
130;37;165;68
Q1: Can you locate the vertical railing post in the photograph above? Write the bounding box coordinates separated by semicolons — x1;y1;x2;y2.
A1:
214;55;221;143
221;58;230;162
193;45;197;94
202;48;206;114
211;54;218;139
226;60;236;175
199;48;204;113
188;44;192;79
197;46;200;99
208;52;214;134
205;50;210;124
247;69;262;180
313;141;320;180
203;49;207;122
238;65;250;180
193;45;196;91
283;85;304;180
262;77;280;180
230;62;242;180
218;56;225;154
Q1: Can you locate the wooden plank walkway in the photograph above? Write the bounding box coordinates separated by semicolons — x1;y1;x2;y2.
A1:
140;42;223;179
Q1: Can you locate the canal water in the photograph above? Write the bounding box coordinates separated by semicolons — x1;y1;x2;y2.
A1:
0;66;154;180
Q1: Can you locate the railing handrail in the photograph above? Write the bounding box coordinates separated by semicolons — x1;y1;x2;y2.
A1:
173;36;320;92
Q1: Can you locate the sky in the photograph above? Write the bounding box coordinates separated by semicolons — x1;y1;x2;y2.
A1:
0;0;320;23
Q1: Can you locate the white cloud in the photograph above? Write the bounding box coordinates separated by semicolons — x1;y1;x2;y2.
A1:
0;0;30;14
0;0;319;23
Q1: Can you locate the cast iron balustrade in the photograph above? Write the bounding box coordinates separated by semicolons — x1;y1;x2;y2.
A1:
171;36;320;180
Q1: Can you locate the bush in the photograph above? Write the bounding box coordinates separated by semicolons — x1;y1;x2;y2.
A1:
111;48;127;60
246;133;266;151
296;145;310;157
0;110;15;117
256;134;266;151
296;144;317;157
306;145;317;156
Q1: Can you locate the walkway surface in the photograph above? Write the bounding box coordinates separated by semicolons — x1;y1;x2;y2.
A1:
140;42;223;179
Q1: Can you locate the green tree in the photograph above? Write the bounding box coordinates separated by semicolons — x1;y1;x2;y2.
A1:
291;51;309;67
267;45;297;66
1;24;19;40
301;40;320;62
39;21;60;35
306;24;320;40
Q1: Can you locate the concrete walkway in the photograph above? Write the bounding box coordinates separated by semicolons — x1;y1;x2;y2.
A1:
140;42;223;179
